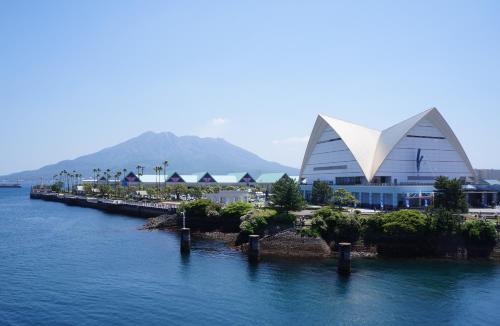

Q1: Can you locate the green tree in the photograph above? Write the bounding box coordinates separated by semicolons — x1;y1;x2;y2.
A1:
331;188;358;210
98;184;112;197
433;176;468;213
171;184;189;200
310;180;333;205
83;183;93;195
271;176;304;212
429;208;463;236
50;181;64;193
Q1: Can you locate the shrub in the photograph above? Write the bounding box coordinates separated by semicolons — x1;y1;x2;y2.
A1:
361;214;385;245
240;214;269;235
298;227;322;238
269;212;296;225
462;220;497;247
238;209;295;235
314;207;335;219
220;202;253;219
311;209;361;244
334;215;361;243
381;210;430;242
310;216;327;236
179;199;221;218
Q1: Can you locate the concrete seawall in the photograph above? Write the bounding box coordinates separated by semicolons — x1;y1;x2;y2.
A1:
30;192;177;218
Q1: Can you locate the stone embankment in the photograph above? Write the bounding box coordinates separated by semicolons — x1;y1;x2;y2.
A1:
30;192;177;218
141;214;178;230
259;230;331;258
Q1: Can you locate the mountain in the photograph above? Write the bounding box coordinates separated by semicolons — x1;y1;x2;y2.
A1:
2;132;299;182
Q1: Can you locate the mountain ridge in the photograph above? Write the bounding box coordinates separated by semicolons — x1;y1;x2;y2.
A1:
2;131;299;182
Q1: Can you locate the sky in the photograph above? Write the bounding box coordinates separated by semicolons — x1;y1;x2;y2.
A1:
1;0;500;176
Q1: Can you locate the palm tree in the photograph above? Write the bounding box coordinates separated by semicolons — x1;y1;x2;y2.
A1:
115;171;122;187
157;166;163;193
163;160;169;190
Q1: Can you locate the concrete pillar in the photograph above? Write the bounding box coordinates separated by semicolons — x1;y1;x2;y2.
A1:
493;192;498;206
392;192;398;208
337;242;351;275
180;228;191;254
248;235;260;263
481;193;487;207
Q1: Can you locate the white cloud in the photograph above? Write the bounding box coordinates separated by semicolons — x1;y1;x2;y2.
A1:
272;136;309;145
210;117;228;126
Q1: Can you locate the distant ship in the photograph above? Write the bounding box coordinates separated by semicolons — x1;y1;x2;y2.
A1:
0;181;22;188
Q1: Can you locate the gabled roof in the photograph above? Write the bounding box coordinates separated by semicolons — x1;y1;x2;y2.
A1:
371;109;433;178
483;179;500;186
256;173;288;183
300;108;475;181
228;172;256;183
179;174;199;183
196;172;216;183
138;174;168;183
167;172;185;183
320;115;380;180
212;175;239;183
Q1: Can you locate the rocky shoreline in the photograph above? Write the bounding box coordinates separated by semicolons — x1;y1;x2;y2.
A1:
140;215;379;259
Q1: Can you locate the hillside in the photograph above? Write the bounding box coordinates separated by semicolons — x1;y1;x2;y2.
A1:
2;132;299;182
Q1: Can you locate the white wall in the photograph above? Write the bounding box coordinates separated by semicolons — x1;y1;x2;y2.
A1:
301;126;364;183
374;118;472;183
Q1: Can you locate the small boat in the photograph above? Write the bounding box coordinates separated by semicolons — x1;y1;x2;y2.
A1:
0;183;21;188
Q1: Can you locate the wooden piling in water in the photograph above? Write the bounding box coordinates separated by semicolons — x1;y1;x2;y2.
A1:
337;242;351;275
248;235;260;263
180;228;191;254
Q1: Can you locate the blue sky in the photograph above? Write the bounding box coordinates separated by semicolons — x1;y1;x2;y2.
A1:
1;0;499;175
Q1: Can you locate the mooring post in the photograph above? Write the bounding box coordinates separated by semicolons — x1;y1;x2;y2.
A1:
180;228;191;254
337;242;351;275
248;235;260;263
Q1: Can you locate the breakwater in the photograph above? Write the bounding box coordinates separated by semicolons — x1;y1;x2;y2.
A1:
30;192;178;218
29;192;240;231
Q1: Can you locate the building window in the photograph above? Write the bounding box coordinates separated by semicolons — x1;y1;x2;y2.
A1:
406;135;445;140
317;137;341;144
313;165;347;171
336;176;363;185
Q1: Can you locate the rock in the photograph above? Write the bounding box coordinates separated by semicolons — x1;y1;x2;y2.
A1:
259;230;331;258
142;214;178;230
192;232;239;245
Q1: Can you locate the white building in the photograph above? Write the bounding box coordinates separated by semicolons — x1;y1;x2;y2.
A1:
204;190;252;205
300;108;475;209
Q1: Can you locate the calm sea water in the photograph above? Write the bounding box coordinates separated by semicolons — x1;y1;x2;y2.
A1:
1;188;499;326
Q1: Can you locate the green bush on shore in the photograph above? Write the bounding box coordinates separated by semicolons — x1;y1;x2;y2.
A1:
239;209;295;235
220;202;253;219
178;199;221;218
310;208;361;244
462;220;497;247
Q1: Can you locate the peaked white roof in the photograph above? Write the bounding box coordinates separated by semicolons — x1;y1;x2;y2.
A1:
300;108;474;181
